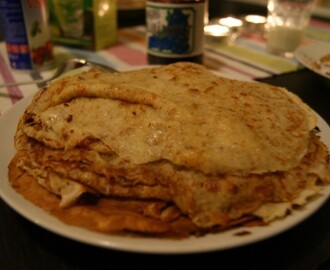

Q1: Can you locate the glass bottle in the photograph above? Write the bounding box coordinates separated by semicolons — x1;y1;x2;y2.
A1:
146;0;205;65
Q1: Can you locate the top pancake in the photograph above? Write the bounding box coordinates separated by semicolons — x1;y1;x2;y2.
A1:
16;62;316;174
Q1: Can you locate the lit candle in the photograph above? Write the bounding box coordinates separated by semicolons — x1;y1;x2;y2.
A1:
204;24;230;37
243;14;267;34
244;15;267;24
204;24;231;44
218;16;243;40
218;17;243;30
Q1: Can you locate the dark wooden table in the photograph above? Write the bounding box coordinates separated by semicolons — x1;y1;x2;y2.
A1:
1;2;330;270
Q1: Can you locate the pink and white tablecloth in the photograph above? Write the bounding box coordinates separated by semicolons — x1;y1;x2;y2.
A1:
1;19;330;116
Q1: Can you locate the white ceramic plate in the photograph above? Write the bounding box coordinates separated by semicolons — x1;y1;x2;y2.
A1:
295;41;330;79
0;83;330;254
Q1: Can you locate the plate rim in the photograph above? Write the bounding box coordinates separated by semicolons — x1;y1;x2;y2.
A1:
295;40;330;79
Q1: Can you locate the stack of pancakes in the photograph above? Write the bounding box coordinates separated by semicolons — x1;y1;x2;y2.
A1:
9;62;330;237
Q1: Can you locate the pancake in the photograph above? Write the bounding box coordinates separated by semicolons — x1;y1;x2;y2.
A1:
15;62;316;174
9;62;330;237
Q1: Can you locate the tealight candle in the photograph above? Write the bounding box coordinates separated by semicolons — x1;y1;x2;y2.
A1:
218;16;243;40
243;14;267;34
218;17;243;30
204;24;231;44
244;15;267;24
204;24;230;37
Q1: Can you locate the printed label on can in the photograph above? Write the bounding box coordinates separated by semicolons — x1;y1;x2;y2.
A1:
146;2;205;58
0;0;54;70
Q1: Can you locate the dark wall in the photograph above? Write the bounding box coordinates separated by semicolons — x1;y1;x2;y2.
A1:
208;0;267;20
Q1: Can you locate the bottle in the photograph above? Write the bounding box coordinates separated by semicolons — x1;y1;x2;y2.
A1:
146;0;205;65
0;0;54;70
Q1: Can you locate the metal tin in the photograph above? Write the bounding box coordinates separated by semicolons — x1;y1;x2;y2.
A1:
0;0;54;70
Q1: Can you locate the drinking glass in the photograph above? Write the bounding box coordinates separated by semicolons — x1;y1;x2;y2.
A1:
266;0;316;57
